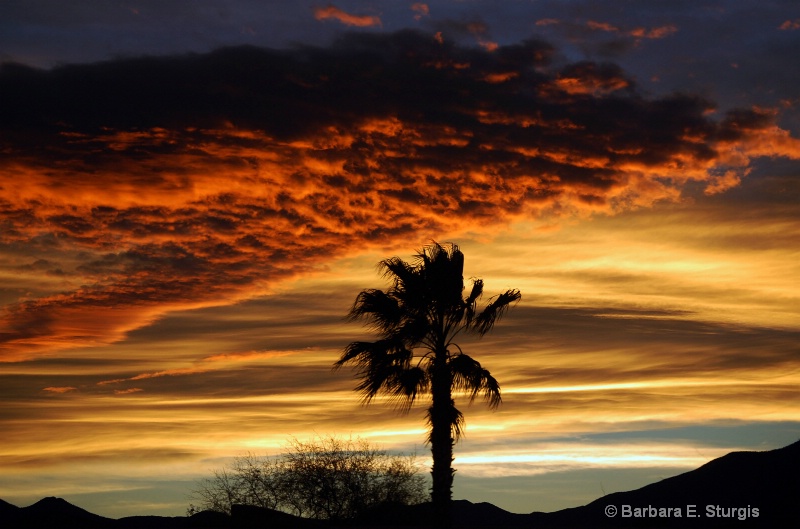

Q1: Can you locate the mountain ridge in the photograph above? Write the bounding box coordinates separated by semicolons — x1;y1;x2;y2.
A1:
2;439;798;528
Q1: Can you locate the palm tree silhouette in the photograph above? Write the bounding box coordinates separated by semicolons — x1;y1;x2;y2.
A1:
335;242;521;528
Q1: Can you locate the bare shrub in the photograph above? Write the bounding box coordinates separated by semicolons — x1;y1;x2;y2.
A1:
191;435;427;521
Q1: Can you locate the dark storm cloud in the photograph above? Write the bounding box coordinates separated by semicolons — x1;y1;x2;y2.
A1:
1;30;790;197
1;32;550;136
1;30;798;360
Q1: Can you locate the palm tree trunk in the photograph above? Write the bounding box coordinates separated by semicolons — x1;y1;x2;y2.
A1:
429;359;454;528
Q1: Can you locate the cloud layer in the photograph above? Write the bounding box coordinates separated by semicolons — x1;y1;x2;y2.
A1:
2;30;799;360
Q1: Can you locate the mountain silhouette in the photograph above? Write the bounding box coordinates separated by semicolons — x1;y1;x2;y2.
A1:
0;497;21;525
17;496;114;528
1;439;797;528
528;438;800;528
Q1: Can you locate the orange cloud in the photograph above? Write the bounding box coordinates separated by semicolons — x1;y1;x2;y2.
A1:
703;170;742;195
114;388;143;395
550;75;629;95
411;3;429;21
203;350;295;363
545;61;631;95
482;71;519;84
314;4;381;27
587;20;618;32
779;19;800;30
43;386;77;394
635;24;678;39
1;33;798;362
586;20;678;39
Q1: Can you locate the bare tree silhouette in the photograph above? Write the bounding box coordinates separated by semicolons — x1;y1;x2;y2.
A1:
191;435;426;521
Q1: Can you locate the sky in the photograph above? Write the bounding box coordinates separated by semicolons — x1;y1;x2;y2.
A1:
1;0;799;519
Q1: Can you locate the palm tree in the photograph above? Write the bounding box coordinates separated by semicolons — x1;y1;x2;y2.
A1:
334;242;521;528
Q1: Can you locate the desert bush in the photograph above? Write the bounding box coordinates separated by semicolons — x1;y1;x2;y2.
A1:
191;435;427;520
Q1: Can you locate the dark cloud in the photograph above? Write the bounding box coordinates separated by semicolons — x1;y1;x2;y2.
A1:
0;31;769;148
0;447;200;470
1;30;798;360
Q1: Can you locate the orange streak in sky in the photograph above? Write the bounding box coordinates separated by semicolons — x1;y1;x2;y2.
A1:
314;5;381;27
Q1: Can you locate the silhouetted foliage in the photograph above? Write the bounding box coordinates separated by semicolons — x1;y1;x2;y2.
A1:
335;242;521;528
190;435;426;521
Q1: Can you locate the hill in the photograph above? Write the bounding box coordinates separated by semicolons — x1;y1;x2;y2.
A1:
1;439;797;528
529;438;800;528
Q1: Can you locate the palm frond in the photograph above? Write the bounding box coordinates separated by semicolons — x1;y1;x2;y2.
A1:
449;353;502;408
380;256;418;290
334;340;375;369
465;279;483;305
355;362;418;405
347;289;402;329
473;289;521;336
380;256;426;316
337;339;415;403
386;366;430;411
391;315;431;349
334;338;409;373
464;279;483;325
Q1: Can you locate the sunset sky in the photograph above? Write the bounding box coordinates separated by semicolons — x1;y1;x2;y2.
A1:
1;0;799;519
